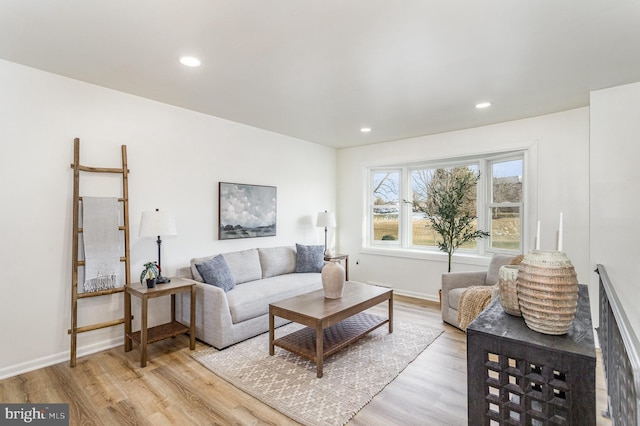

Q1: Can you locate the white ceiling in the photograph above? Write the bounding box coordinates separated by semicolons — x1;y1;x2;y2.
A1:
1;1;640;149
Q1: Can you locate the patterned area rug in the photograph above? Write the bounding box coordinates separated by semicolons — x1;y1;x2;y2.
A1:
193;320;443;426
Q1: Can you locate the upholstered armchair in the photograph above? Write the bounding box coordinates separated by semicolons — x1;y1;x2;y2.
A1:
441;254;516;329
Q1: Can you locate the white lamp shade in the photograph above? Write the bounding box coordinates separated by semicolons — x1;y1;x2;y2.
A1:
316;211;336;228
139;210;177;237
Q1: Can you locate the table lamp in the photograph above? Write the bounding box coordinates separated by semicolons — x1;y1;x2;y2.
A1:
316;210;336;257
139;208;177;284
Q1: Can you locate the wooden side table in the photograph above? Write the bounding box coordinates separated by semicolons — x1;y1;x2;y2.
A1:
124;277;196;367
324;253;349;281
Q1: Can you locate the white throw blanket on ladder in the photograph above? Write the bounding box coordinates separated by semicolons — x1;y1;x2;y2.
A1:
82;197;121;292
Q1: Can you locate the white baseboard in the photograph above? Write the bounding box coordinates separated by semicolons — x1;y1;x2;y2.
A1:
360;280;439;303
393;288;439;303
0;337;122;380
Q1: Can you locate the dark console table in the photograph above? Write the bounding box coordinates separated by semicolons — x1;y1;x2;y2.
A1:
466;284;595;425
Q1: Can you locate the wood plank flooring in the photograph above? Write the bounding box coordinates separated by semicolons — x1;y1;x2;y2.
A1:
0;296;611;425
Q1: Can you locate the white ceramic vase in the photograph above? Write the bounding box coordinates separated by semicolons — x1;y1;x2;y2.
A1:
321;259;345;299
498;264;521;316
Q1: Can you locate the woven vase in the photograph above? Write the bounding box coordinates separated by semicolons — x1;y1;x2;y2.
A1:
516;250;579;335
498;265;521;316
321;260;346;299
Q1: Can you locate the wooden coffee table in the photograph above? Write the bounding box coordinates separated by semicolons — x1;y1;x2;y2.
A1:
269;281;393;378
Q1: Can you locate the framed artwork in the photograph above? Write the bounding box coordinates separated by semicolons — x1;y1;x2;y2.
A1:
218;182;277;240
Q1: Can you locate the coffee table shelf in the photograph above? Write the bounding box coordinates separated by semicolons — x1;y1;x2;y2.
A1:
274;312;387;360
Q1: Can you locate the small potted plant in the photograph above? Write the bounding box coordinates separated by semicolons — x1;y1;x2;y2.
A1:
140;262;159;288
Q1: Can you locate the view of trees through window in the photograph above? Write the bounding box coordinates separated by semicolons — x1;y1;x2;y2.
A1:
490;159;522;250
372;170;400;242
370;155;523;254
410;165;479;249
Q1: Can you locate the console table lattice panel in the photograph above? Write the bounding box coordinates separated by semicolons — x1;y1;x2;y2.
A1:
483;352;573;424
467;285;596;426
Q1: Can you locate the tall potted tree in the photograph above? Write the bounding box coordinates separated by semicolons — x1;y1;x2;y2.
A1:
413;167;490;272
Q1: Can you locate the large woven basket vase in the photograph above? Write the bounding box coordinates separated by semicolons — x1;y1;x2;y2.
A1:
516;250;579;335
498;265;521;316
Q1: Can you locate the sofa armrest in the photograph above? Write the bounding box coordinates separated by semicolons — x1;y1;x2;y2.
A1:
176;280;235;349
441;270;487;293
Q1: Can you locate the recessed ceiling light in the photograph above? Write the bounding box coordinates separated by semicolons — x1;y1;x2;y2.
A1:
360;127;372;133
179;56;201;67
475;102;491;109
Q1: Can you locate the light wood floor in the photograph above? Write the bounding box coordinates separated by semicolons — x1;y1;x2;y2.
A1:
0;296;611;425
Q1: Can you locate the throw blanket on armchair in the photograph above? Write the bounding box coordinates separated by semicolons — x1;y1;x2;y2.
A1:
457;285;497;331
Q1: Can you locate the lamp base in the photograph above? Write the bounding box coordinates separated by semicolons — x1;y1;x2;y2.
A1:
156;276;171;284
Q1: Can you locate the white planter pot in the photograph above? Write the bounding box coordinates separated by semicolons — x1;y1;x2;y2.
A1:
321;260;345;299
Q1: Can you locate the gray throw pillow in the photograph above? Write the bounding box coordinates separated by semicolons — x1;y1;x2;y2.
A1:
295;243;324;273
195;254;235;292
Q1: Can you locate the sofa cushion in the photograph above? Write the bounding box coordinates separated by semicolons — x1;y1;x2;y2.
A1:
189;248;263;284
485;254;516;286
258;246;296;278
195;255;235;292
295;243;324;273
226;273;322;323
222;248;262;284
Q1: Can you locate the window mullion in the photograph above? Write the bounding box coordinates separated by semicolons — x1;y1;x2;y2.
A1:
477;159;487;255
401;167;409;248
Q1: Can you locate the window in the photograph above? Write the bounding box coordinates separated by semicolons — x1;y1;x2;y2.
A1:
371;170;401;244
410;164;479;249
488;158;523;250
367;152;524;255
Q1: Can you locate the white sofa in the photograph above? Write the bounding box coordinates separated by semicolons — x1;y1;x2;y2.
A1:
175;245;323;349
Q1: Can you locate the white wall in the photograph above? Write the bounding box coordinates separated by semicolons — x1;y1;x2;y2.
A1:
0;59;336;378
336;108;591;304
590;81;640;335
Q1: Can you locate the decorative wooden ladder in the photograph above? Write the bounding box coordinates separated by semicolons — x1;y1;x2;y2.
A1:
68;137;131;367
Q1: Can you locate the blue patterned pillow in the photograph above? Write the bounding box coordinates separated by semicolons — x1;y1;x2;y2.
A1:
295;243;324;273
195;254;235;292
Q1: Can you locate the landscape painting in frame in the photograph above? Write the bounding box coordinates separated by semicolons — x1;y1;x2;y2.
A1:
218;182;277;240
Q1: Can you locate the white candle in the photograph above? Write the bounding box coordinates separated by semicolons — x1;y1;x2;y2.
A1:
536;220;540;250
558;212;563;252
